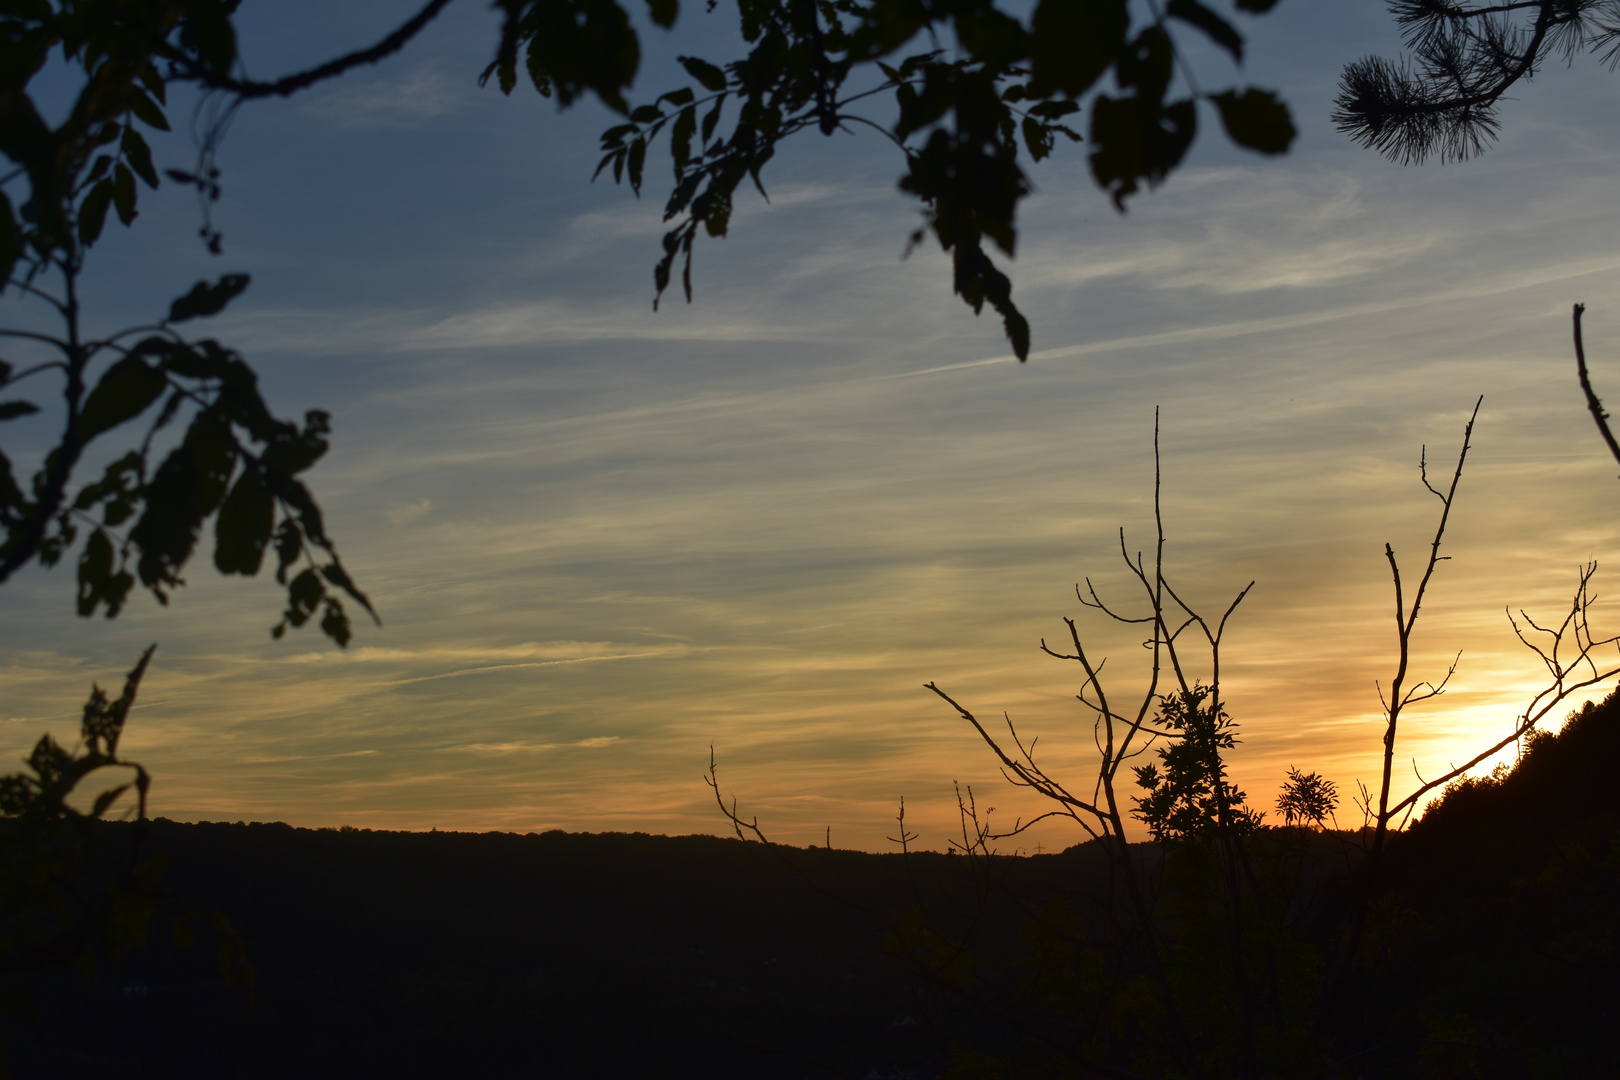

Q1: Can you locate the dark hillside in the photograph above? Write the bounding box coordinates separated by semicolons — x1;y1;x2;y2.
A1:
1404;691;1620;852
2;824;1105;1079
1377;692;1620;1076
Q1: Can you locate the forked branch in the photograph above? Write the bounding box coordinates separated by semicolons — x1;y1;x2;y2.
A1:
705;746;770;844
1372;396;1482;846
925;682;1107;839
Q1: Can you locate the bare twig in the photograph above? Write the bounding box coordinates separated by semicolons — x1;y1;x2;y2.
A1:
1573;303;1620;473
886;797;918;854
705;746;770;844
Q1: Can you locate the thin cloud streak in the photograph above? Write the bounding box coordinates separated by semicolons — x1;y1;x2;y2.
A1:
385;652;681;686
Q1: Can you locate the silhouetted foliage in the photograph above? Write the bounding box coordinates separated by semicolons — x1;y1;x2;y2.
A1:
0;648;156;978
1364;690;1620;1077
0;0;1298;627
544;0;1297;359
1273;766;1337;830
1336;0;1620;165
0;2;387;645
1132;686;1262;843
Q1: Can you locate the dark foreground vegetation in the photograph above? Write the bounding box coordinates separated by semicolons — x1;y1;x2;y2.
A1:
2;690;1616;1079
2;822;1078;1079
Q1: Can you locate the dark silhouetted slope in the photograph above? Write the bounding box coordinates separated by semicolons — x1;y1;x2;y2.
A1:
1376;692;1620;1076
1;825;1099;1079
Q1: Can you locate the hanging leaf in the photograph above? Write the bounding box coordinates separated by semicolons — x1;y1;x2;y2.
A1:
77;357;166;442
126;90;170;132
680;56;728;92
214;466;274;575
700;96;724;144
0;191;18;286
283;567;324;628
121;128;160;188
1028;0;1128;97
627;137;647;194
1023;116;1053;161
671;105;696;172
1089;93;1198;209
76;528;134;618
130;412;238;594
79;179;113;245
112;163;138;226
1211;87;1295;155
167;274;251;323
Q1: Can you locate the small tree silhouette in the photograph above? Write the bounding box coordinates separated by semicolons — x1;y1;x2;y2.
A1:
1132;686;1263;844
1274;767;1338;831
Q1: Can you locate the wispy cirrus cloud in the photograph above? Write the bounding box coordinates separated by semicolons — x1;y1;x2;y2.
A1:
300;64;469;129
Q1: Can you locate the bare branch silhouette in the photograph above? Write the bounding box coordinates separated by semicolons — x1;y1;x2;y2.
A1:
1573;303;1620;473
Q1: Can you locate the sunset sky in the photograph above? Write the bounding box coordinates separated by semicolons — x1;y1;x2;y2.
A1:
6;0;1620;851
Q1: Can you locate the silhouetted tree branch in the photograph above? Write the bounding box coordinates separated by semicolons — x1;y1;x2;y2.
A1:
1317;399;1483;1024
1573;302;1620;472
1336;1;1620;164
164;0;457;100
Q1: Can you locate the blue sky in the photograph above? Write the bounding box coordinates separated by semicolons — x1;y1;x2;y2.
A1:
5;0;1620;849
